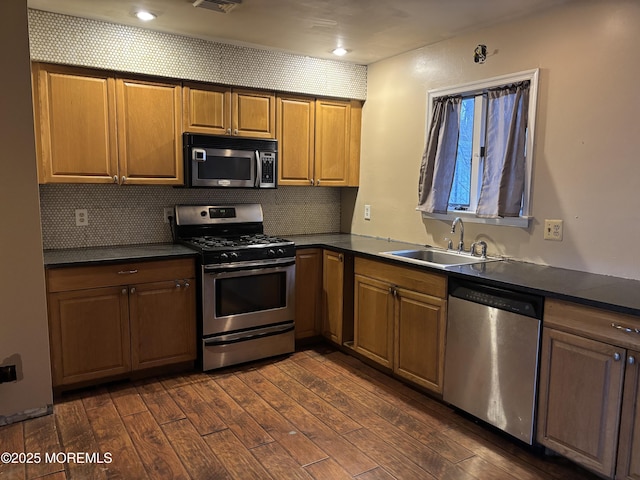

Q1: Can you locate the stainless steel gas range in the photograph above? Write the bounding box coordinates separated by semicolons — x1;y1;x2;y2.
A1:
173;204;295;371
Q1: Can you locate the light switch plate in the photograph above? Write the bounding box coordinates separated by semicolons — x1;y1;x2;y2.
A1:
364;204;371;220
544;219;563;241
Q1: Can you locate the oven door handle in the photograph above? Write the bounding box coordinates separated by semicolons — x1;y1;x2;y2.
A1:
203;258;295;274
204;322;294;346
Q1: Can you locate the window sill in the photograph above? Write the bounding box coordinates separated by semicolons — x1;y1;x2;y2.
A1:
420;211;531;228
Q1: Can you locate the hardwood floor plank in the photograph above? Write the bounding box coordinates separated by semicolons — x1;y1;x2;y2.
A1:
80;387;111;411
354;466;397;480
458;455;520;480
165;383;227;435
85;402;149;480
134;379;186;425
23;414;64;479
344;427;437;479
34;472;67;480
303;458;354;480
54;398;108;480
203;429;273;480
0;422;25;480
191;378;274;449
108;383;148;417
239;368;378;476
121;411;190;480
161;418;232;480
215;373;329;467
250;441;314;479
258;363;362;435
289;352;342;380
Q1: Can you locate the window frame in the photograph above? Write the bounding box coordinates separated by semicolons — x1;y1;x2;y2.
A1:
421;69;539;227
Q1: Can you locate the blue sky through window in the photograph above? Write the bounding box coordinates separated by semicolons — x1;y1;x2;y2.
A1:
448;97;474;208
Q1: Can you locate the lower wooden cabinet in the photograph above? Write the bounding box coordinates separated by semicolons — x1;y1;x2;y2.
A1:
537;299;640;479
294;248;323;339
46;258;196;388
321;250;354;345
353;257;447;393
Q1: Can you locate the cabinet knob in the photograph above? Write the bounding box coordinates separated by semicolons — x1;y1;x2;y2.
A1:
184;280;190;288
614;352;621;361
175;282;181;289
121;176;127;184
113;175;118;184
233;129;238;135
630;356;636;365
310;179;314;186
130;287;136;294
316;179;321;186
121;288;127;295
338;253;343;262
226;128;231;134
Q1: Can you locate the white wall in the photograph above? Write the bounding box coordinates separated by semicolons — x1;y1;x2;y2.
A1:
347;0;640;280
0;0;52;421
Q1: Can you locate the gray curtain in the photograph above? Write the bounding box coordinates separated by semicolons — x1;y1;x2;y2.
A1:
476;82;530;217
417;96;462;213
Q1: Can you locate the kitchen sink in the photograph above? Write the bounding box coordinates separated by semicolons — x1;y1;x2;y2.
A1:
379;248;501;269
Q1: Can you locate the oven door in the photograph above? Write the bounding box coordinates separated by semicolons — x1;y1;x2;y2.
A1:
191;147;256;187
202;259;295;336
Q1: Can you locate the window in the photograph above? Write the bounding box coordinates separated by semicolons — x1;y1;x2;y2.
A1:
417;69;539;227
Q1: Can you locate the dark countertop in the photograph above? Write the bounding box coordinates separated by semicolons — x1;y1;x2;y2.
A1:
286;233;640;317
43;234;640;317
43;243;197;268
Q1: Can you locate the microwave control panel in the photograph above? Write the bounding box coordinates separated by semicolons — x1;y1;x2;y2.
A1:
260;152;276;187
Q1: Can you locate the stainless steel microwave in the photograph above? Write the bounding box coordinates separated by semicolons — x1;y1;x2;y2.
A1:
183;133;277;188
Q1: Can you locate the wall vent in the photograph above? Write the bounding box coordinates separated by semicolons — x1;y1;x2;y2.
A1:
192;0;242;14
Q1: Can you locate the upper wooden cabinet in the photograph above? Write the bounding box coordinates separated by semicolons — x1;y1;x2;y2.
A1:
33;63;183;185
183;82;275;138
277;95;362;187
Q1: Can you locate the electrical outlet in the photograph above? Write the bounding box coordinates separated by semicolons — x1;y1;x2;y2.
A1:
75;209;88;226
163;207;173;224
364;204;371;220
544;219;563;241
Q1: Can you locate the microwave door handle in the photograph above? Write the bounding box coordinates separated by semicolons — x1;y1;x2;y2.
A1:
255;150;262;187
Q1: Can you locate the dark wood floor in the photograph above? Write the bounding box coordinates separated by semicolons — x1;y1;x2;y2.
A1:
0;345;600;480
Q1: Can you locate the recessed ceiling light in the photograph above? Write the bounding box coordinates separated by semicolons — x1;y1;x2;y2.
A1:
332;47;348;57
135;10;157;21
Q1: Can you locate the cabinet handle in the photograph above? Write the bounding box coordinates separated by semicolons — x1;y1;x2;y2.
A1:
629;356;636;365
113;175;118;184
614;352;621;361
316;179;321;186
233;129;238;135
121;288;127;295
338;253;343;262
183;280;190;288
117;269;138;275
175;282;181;289
310;179;314;186
130;287;136;294
611;322;640;334
121;176;127;184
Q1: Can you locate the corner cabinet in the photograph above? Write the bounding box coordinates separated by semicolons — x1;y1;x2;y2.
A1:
46;258;196;388
321;250;354;345
352;258;447;394
183;82;275;138
277;95;361;187
537;299;640;479
294;248;323;340
32;63;183;185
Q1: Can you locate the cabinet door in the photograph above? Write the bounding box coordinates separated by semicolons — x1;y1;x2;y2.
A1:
354;274;394;368
537;328;625;478
48;286;130;386
183;83;231;135
315;99;351;186
322;250;345;344
116;77;183;184
394;288;446;393
277;95;315;185
33;63;118;184
129;279;196;370
295;249;323;339
617;350;640;480
232;89;275;138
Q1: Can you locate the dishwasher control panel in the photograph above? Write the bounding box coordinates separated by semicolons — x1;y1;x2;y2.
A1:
449;279;543;319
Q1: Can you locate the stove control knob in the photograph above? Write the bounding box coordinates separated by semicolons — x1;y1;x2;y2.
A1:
230;252;239;259
200;211;207;217
267;249;276;257
220;253;229;260
276;248;285;256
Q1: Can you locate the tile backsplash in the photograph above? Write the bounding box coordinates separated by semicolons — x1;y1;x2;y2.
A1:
39;184;341;250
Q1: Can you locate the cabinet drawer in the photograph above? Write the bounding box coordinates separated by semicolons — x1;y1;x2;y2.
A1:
47;258;195;292
355;257;446;298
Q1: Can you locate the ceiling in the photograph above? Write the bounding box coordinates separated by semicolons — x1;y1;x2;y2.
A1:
26;0;570;65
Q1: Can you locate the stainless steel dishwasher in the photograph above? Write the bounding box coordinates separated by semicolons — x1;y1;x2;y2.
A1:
443;278;543;444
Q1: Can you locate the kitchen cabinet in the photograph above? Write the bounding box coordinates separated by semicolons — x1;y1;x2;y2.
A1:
183;82;275;138
276;95;362;186
46;258;196;388
353;258;447;393
33;63;183;185
537;299;640;479
321;250;354;345
294;248;323;340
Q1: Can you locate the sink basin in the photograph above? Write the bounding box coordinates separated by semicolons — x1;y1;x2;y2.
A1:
379;248;500;269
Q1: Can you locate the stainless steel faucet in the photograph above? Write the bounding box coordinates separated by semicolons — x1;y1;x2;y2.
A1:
451;217;464;252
